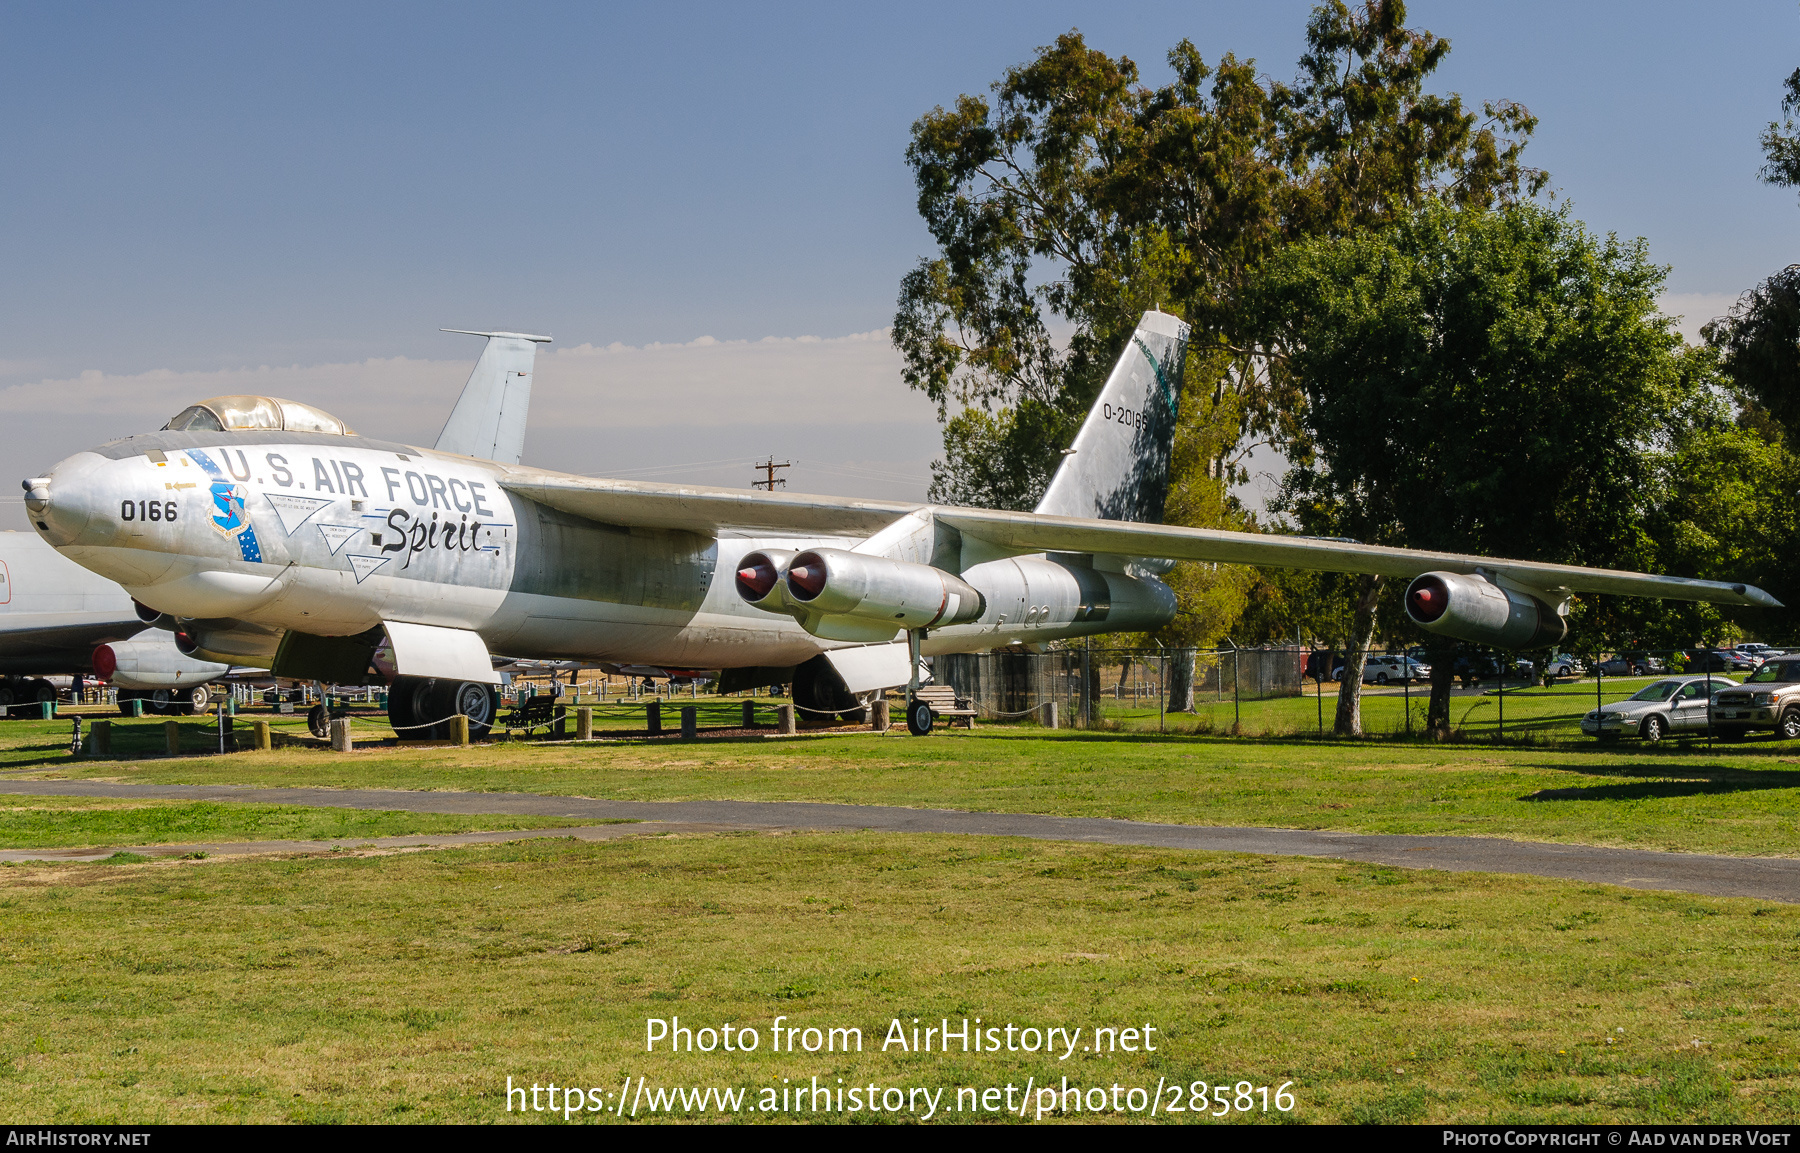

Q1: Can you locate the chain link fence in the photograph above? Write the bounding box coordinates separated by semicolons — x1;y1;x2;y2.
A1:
929;644;1793;741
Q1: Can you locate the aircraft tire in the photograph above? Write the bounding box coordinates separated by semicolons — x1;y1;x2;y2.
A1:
182;685;211;715
308;704;330;739
28;679;56;704
388;676;433;738
433;680;497;740
906;698;934;737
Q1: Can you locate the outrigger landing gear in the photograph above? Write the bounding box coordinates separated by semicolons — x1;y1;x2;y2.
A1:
904;628;933;737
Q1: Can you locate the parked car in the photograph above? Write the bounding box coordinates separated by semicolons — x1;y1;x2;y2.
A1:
1711;658;1800;740
1582;676;1740;743
1596;653;1666;676
1359;655;1430;685
1543;653;1585;678
1685;649;1761;675
1450;650;1500;686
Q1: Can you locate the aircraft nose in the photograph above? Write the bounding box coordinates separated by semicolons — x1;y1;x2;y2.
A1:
22;470;92;546
23;451;121;548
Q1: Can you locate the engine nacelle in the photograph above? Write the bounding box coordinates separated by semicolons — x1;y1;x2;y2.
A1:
1404;571;1566;650
782;548;985;632
132;598;178;631
173;623;283;666
734;549;801;613
93;636;228;690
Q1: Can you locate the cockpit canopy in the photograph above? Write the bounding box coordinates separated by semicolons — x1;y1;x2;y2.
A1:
163;396;355;436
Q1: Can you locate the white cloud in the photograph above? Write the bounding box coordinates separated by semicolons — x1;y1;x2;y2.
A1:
0;328;944;529
1658;292;1742;346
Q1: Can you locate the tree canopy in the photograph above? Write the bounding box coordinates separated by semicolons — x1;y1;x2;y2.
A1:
893;0;1544;524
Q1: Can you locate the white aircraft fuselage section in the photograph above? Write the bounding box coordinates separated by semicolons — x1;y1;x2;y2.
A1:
35;430;1173;670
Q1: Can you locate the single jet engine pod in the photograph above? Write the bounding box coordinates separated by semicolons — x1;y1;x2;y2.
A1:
782;548;985;630
734;549;800;612
1402;571;1566;650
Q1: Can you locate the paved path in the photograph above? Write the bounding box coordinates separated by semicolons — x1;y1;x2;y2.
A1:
0;780;1794;903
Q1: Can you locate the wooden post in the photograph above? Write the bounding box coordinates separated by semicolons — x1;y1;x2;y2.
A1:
1044;701;1059;729
742;700;756;729
777;702;795;735
164;721;180;755
251;719;272;751
450;715;470;746
577;707;593;741
90;719;112;755
646;701;662;736
330;717;352;752
872;699;890;732
680;706;697;739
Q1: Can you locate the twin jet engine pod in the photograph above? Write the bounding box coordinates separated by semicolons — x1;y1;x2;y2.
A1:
734;549;800;613
1403;571;1567;650
781;548;985;629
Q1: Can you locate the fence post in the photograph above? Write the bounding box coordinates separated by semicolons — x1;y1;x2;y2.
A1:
646;701;662;736
872;699;890;732
164;721;181;756
776;702;795;735
1233;646;1241;732
742;700;757;729
1044;700;1058;730
252;719;272;751
90;719;111;756
330;717;352;752
577;707;593;741
449;715;469;746
680;706;697;739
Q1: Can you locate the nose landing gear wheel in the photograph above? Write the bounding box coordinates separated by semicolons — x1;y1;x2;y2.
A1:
308;704;330;739
906;698;934;737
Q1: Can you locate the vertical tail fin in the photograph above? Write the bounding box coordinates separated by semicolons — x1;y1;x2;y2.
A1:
434;329;553;464
1034;310;1189;522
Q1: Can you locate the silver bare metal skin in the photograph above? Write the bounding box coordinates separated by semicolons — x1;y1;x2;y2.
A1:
21;310;1781;684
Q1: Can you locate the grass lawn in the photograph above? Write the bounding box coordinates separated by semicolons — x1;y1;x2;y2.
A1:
0;795;597;851
0;831;1793;1124
2;712;1795;859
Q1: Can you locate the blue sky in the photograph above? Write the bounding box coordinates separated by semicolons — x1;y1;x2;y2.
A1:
2;1;1798;513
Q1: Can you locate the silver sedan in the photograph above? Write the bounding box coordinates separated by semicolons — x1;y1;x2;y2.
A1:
1581;676;1740;742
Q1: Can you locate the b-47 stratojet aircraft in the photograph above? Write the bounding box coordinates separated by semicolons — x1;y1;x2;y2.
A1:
20;315;1780;738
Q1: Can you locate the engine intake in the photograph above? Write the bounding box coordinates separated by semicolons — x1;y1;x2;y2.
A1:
781;548;984;630
1403;571;1566;650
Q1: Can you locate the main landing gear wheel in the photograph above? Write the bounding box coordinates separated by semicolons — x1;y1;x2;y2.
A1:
183;684;212;715
308;704;330;739
442;680;498;740
906;698;934;737
387;676;497;740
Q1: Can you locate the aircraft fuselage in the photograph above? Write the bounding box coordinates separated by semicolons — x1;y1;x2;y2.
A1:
30;430;1176;670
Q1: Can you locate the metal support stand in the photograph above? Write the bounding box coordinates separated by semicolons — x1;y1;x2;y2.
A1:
906;628;921;708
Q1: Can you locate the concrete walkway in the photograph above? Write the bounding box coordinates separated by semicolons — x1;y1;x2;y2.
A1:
0;780;1794;903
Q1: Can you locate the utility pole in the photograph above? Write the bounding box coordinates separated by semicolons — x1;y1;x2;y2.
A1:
752;458;792;491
